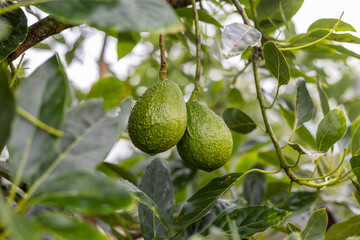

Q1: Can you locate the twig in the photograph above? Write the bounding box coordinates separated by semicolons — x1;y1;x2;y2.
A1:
159;34;167;81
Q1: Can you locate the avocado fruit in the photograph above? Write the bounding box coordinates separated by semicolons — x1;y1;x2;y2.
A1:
177;101;233;172
128;80;187;155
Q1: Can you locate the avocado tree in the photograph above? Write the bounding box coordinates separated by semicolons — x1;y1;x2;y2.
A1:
1;0;360;239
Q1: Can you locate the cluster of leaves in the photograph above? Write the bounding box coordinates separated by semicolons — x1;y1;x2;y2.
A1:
1;0;360;239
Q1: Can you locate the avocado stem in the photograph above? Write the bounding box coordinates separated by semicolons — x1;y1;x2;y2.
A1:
159;34;167;81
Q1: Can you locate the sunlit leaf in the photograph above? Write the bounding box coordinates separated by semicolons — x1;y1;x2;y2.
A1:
325;215;360;240
300;208;327;240
117;32;140;59
316;109;347;152
223;108;257;134
308;18;356;32
294;78;314;128
350;156;360;184
221;23;261;58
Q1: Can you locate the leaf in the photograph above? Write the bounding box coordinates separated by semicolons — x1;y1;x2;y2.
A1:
37;0;183;33
308;18;356;32
350;155;360;184
325;44;360;59
300;208;328;240
243;165;266;205
47;98;132;176
286;222;302;233
288;142;325;160
168;159;197;192
97;162;138;186
263;41;290;86
138;158;174;240
271;191;319;212
222;108;257;134
121;179;171;235
34;212;107;240
30;170;132;214
325;215;360;240
87;76;132;109
284;232;302;240
0;63;15;152
8;56;68;183
212;206;291;238
0;197;41;240
117;32;141;59
316;109;347;152
257;0;304;22
175;8;222;28
65;34;85;65
294;78;314;128
0;2;28;61
351;125;360;156
290;66;316;84
177;172;243;227
221;23;261;58
0;18;11;41
316;78;330;116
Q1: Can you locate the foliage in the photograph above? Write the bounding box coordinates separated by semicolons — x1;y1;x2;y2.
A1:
1;0;360;239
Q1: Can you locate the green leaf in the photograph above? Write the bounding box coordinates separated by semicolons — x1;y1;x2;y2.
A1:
294;78;314;128
0;63;15;152
325;215;360;240
222;108;257;134
65;34;85;65
177;172;243;227
37;0;183;33
350;155;360;184
286;222;301;233
351;125;360;156
138;158;174;239
212;206;291;238
288;142;325;160
87;77;132;109
263;41;290;86
351;116;360;137
117;32;141;59
175;8;222;28
316;78;330;116
34;212;107;240
308;29;360;44
257;0;304;22
271;191;319;212
316;109;347;152
300;208;328;240
30;170;132;214
0;197;41;240
0;2;28;61
243;165;266;205
47;99;132;176
290;66;316;84
221;23;261;58
8;56;68;183
121;179;171;235
325;44;360;59
284;232;302;240
308;18;356;32
97;162;138;186
0;18;11;41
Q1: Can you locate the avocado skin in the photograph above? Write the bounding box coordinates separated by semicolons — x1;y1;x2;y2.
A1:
128;80;187;155
177;101;233;172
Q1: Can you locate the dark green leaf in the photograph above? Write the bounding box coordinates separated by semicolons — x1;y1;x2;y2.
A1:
168;158;197;192
87;77;132;109
97;162;138;186
351;125;360;156
138;158;174;240
117;32;141;59
271;191;319;212
221;23;261;58
65;34;85;65
286;222;301;233
308;18;356;32
0;2;28;61
243;165;266;205
37;0;183;33
0;63;15;152
34;212;107;240
316;78;330;116
350;155;360;184
8;56;68;183
212;206;291;238
263;41;290;86
325;215;360;240
0;197;41;240
177;172;243;227
316;109;347;152
223;108;257;134
48;99;131;176
294;78;314;128
257;0;304;22
30;171;132;214
175;8;222;28
300;208;328;240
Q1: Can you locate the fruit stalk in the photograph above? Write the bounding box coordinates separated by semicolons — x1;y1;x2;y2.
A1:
159;34;167;81
189;0;202;102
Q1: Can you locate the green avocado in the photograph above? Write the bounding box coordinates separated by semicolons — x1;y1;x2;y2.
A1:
128;80;187;155
177;101;233;172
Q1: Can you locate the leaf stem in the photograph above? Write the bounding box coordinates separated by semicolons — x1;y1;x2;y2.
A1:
159;34;167;81
288;154;301;168
16;106;63;137
271;181;293;207
189;0;202;102
265;84;280;109
10;53;25;88
230;0;252;26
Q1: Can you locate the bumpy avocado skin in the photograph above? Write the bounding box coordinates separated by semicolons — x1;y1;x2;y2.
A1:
128;80;187;155
177;101;233;172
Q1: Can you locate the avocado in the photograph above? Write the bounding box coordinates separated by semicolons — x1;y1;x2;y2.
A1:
128;80;187;155
177;101;233;172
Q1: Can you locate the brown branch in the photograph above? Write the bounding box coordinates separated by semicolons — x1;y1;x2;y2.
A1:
6;16;74;62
